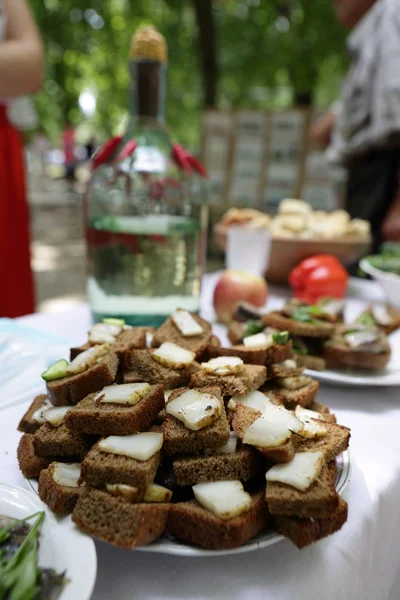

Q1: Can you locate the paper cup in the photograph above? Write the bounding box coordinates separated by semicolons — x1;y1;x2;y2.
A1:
226;226;271;276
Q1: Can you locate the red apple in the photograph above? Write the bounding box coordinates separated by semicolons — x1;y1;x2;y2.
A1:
213;270;269;324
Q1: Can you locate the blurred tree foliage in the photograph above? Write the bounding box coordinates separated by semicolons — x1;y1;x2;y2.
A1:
30;0;348;147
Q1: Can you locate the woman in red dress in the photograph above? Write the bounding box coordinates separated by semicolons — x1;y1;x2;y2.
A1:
0;0;43;317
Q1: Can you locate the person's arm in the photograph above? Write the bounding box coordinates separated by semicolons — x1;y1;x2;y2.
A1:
309;111;336;149
0;0;43;97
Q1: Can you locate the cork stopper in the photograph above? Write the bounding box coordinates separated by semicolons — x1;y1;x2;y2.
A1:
130;25;167;63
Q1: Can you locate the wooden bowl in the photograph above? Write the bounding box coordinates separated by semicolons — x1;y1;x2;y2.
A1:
213;223;371;284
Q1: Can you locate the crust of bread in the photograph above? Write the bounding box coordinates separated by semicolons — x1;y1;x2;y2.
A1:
18;395;50;434
166;492;269;550
64;384;164;436
323;343;391;370
262;312;334;338
38;466;81;515
72;488;169;549
190;364;267;397
232;404;295;463
46;351;119;406
152;313;212;358
261;380;319;409
207;341;293;367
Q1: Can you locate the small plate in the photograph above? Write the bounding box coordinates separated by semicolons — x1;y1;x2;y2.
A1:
1;482;96;600
26;451;350;557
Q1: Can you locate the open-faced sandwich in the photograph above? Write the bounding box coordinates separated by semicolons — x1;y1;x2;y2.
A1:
16;309;350;551
323;323;391;370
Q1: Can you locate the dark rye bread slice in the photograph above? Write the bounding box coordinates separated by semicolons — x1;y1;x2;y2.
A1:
262;311;335;338
309;401;336;424
38;466;82;515
173;444;263;487
64;384;164;436
46;351;119;406
294;423;350;462
72;488;169;549
261;380;319;409
79;434;161;495
17;434;69;479
126;349;200;388
190;364;267;397
18;394;52;434
167;491;269;550
70;326;152;363
33;423;92;460
227;320;246;346
152;312;212;358
207;341;293;367
274;497;348;549
163;387;230;456
232;404;295;463
295;354;326;372
266;460;339;518
323;341;391;370
267;363;304;379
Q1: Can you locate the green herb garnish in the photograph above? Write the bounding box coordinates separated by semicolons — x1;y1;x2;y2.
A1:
293;347;308;356
243;320;264;338
358;313;376;327
292;305;323;324
272;331;289;344
0;511;45;600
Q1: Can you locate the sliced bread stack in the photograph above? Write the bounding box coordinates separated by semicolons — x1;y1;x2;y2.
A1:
15;310;350;552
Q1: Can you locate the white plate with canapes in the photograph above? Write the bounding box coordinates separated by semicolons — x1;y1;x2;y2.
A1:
305;329;400;387
0;481;97;599
25;450;350;557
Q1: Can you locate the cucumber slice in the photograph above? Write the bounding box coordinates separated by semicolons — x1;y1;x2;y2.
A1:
272;331;289;345
41;359;69;381
102;318;126;327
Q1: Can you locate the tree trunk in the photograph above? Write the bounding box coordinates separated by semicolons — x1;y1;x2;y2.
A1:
192;0;218;108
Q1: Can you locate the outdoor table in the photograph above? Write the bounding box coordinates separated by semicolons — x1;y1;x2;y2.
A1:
1;273;400;600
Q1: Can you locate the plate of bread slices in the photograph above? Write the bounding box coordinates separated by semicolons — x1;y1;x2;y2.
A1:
227;299;400;387
16;310;350;554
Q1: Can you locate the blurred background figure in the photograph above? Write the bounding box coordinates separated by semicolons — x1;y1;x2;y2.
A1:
62;120;77;188
0;0;43;317
311;0;400;250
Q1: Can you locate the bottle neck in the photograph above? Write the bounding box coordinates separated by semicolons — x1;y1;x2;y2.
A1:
129;59;167;125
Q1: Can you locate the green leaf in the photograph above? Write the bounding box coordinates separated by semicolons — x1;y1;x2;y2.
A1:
359;313;376;327
272;331;289;344
243;320;264;338
293;346;308;356
292;306;322;324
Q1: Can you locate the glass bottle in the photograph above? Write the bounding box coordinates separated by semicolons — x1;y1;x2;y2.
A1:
85;26;208;327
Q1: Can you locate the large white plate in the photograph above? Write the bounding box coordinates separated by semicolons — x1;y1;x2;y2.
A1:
0;481;97;600
305;329;400;386
26;450;350;558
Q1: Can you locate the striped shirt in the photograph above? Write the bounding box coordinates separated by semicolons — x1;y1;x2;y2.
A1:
331;0;400;162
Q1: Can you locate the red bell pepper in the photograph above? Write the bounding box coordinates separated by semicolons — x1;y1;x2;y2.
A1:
289;254;348;304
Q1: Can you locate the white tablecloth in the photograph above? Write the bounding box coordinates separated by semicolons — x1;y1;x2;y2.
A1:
2;274;400;600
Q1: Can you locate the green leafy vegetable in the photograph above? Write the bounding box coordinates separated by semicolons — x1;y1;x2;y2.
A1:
243;320;264;338
0;511;45;600
272;331;289;344
358;313;376;327
292;306;323;324
292;347;308;356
